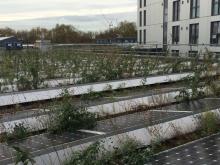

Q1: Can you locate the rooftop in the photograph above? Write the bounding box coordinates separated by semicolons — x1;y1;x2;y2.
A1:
0;36;14;41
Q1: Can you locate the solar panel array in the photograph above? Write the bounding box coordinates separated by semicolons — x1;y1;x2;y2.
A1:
150;133;220;165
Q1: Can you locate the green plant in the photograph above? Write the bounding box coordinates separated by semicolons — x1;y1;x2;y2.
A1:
4;123;29;142
0;48;196;94
13;146;35;165
48;91;97;134
175;88;191;102
200;112;219;135
65;142;101;165
104;139;153;165
65;139;153;165
175;56;209;102
16;75;33;91
208;80;220;97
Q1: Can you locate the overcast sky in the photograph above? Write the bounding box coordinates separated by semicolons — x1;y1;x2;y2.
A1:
0;0;137;31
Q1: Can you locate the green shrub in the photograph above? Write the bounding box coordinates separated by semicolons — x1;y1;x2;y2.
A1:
200;112;219;135
48;95;97;134
65;139;153;165
65;142;101;165
0;48;197;94
13;146;35;165
175;89;191;102
4;123;29;142
209;83;220;97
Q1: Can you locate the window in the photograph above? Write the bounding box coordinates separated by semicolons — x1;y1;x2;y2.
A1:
172;26;180;44
144;10;146;26
144;0;146;7
139;11;142;27
144;29;146;44
189;24;199;44
173;0;180;21
190;0;200;18
212;0;220;16
140;0;142;8
210;21;220;45
139;30;142;44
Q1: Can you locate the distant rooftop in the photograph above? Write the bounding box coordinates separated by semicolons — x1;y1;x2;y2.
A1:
0;36;14;41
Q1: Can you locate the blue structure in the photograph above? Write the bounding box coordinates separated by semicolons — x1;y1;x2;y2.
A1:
96;39;112;44
96;37;137;45
0;36;23;50
112;37;137;44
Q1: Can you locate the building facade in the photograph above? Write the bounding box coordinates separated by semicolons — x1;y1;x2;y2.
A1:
137;0;220;56
0;36;23;50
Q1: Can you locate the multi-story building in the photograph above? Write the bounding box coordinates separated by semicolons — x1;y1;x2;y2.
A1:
137;0;220;56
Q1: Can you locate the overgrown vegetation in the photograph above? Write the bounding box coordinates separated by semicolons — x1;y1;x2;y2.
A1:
65;139;153;165
200;112;220;135
0;48;193;93
13;146;35;165
176;53;217;101
0;48;218;164
1;123;29;142
48;90;97;134
153;111;220;154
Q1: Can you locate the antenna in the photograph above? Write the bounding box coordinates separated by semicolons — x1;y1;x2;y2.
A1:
102;14;114;31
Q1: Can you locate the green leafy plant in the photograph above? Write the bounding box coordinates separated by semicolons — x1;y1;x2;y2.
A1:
200;112;219;135
48;90;97;134
65;139;153;165
3;123;29;142
65;142;101;165
175;55;214;102
175;88;191;102
13;146;35;165
0;48;196;94
208;80;220;97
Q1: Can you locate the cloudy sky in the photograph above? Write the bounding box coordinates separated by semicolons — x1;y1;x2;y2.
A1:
0;0;137;31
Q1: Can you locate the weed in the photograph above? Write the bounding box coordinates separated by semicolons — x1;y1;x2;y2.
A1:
13;146;35;165
200;112;219;135
3;123;29;142
48;91;97;134
0;48;196;93
209;82;220;97
65;139;153;165
175;88;191;102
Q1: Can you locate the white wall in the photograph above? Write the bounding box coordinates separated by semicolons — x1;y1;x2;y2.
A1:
138;0;220;54
168;0;220;55
137;0;164;48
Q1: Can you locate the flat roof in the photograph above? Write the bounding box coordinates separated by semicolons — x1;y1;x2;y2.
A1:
1;98;220;164
0;36;14;41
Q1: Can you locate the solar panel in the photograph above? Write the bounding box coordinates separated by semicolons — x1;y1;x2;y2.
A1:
150;133;220;165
